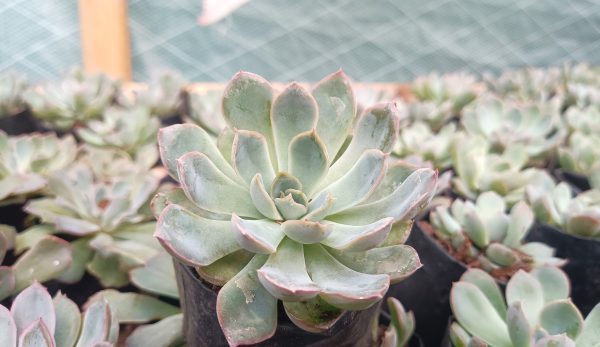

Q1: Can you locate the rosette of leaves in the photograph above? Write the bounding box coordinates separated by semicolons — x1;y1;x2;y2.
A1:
376;298;415;347
484;67;564;103
120;72;185;118
564;105;600;136
24;68;119;130
527;182;600;239
0;71;27;117
409;72;480;130
184;87;227;136
155;71;437;345
0;130;77;204
21;148;163;287
451;135;550;205
563;63;600;108
559;132;600;189
75;105;160;159
450;267;600;346
393;121;456;170
0;282;119;347
462;97;565;160
431;192;564;279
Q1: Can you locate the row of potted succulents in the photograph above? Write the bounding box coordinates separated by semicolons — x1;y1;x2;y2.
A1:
0;63;598;346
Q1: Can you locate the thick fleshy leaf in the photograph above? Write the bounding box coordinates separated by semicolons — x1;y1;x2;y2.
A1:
13;236;72;292
531;267;570;303
506;270;544;326
11;282;55;337
486;243;519;267
504;202;534;247
126;314;184;347
460;269;507;319
328;168;437;224
577;303;600;346
270;172;302;197
283;296;344;333
305;244;389;310
364;161;417;204
130;253;179;299
217;123;235;163
323;102;399;186
281;220;332;244
150;186;228;221
507;302;532;347
155;204;241;266
87;290;179;324
271;83;318;171
177;152;261;218
232;130;275;185
231;215;284;254
379;220;413;247
0;267;15;301
312;70;356;159
449;322;470;347
539;300;583;340
54;216;100;236
257;238;319;301
303;192;334;221
55;238;93;284
196;249;254;286
158;124;240;181
14;225;54;255
249;174;281;220
18;319;54;347
75;299;112;347
450;282;512;347
535;335;575;347
217;254;277;346
53;293;81;347
273;194;307;220
0;306;16;347
329;245;421;283
463;211;489;248
86;253;129;287
288;130;329;195
321;218;393;251
388;297;415;347
311;149;387;216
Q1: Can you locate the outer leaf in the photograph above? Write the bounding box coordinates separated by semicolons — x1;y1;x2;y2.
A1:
177;152;261;218
55;238;93;284
75;299;112;347
506;270;545;326
86;290;179;324
130;253;179;299
0;267;16;301
283;296;344;333
281;220;332;244
320;218;393;252
270;83;318;171
18;319;55;347
312;70;356;159
463;211;489;248
196;249;254;286
155;204;241;266
126;314;184;347
13;236;71;293
86;253;129;288
576;303;600;346
14;225;55;255
449;322;470;347
504;202;534;247
506;302;532;347
531;267;570;303
232;130;275;185
460;269;507;319
231;215;285;254
535;335;575;347
53;293;81;347
539;300;584;340
257;238;319;301
304;244;389;310
388;297;415;347
0;306;16;347
216;254;277;346
11;282;55;337
450;282;512;347
288;130;329;195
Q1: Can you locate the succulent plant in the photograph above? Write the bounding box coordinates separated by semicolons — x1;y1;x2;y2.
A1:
450;267;600;346
154;70;437;345
484;67;564;103
559;132;600;189
75;105;160;159
563;63;600;108
527;182;600;239
354;84;401;117
409;72;481;130
564;105;600;136
24;68;119;130
184;87;227;136
0;282;119;347
377;298;415;347
0;71;27;117
394;121;456;170
462;97;565;159
120;72;185;118
0;130;77;204
430;191;564;279
451;135;549;205
21;148;163;287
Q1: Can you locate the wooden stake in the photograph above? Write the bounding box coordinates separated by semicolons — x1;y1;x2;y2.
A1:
79;0;132;80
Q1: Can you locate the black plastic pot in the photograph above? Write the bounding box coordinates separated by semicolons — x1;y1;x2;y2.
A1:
175;261;379;347
440;316;455;347
554;169;590;192
386;222;467;347
0;110;39;135
526;223;600;315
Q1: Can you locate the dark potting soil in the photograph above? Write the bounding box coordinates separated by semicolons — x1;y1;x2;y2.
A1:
0;110;39;135
553;169;590;192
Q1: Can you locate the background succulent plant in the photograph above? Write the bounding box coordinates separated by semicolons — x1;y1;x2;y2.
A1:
377;298;415;347
450;267;600;346
24;68;119;130
0;130;77;204
559;132;600;189
0;282;118;347
0;71;27;117
394;121;456;170
430;191;564;279
119;72;185;118
21;148;163;287
155;70;437;346
484;67;564;103
184;87;227;136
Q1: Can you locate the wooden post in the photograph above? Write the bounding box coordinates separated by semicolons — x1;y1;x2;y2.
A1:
79;0;132;80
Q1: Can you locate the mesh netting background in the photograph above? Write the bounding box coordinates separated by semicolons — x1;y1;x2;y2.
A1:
1;0;599;82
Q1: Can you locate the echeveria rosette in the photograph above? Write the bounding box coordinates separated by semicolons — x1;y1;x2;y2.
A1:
0;71;27;117
22;149;163;287
449;267;600;346
0;130;77;204
393;121;456;170
184;86;227;137
484;66;564;103
559;131;600;189
154;71;437;346
119;71;185;118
